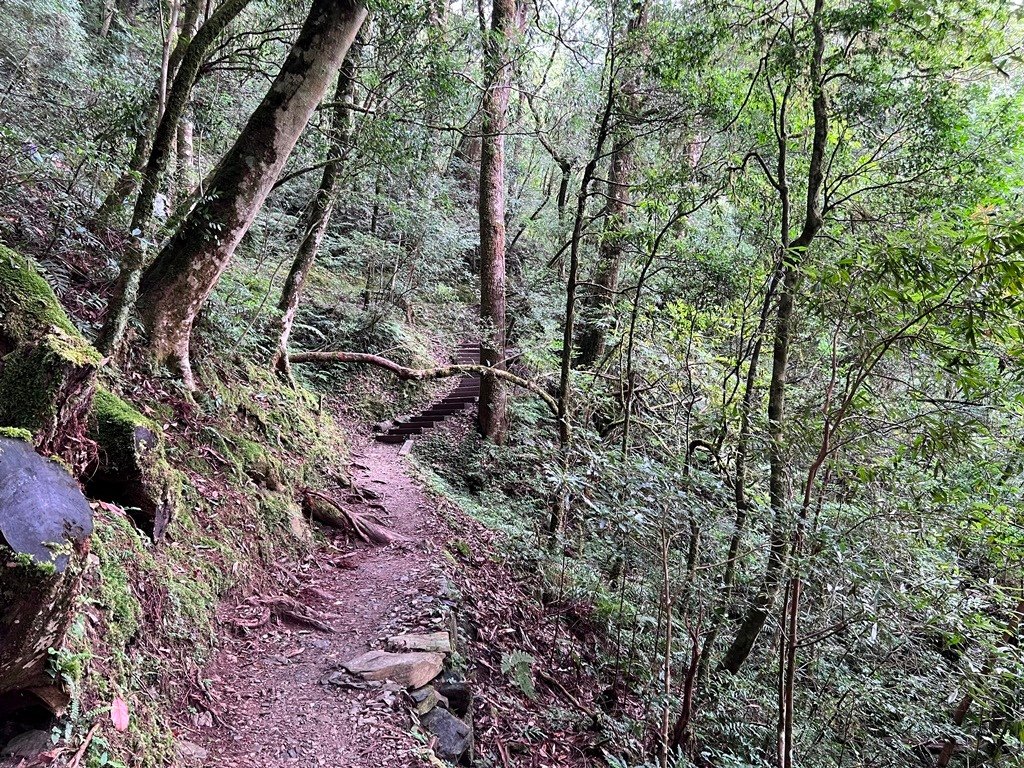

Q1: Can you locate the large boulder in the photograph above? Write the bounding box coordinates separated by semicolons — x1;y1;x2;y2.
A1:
0;246;102;465
0;435;93;712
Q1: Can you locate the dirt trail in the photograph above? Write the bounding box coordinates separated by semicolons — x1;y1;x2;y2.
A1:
183;435;451;767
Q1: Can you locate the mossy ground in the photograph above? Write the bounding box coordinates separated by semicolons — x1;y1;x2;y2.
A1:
60;360;351;767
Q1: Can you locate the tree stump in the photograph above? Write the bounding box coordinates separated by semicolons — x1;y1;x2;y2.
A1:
0;246;102;468
0;436;93;713
86;389;178;540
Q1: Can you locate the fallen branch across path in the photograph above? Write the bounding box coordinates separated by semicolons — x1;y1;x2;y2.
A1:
287;350;561;425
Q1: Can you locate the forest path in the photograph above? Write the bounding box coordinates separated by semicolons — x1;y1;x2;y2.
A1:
181;435;452;767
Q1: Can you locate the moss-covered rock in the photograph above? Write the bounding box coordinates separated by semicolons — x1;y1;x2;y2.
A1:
87;388;180;540
0;245;102;463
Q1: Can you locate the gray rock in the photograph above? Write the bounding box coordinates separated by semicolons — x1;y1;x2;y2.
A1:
387;631;452;654
421;707;472;764
2;729;51;757
342;650;443;689
409;685;449;715
175;739;208;765
0;437;93;571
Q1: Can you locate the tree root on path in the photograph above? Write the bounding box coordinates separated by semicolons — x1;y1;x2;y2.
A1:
229;595;338;634
302;489;404;545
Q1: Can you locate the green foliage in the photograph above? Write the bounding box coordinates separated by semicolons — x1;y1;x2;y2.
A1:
501;650;538;699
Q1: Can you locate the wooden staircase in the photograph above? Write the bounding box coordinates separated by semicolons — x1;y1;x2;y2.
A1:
374;341;480;446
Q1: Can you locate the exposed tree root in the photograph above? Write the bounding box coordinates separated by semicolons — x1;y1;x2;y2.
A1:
302;489;405;545
229;594;338;634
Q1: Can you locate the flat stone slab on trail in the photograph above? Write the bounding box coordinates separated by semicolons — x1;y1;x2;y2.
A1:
387;631;452;654
343;649;443;689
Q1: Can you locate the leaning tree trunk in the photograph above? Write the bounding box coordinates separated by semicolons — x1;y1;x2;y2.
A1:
134;0;368;386
94;0;204;227
272;42;361;376
477;0;519;444
96;0;255;355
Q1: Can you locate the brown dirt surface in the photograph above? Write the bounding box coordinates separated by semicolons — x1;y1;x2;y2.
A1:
175;413;623;768
178;435;453;767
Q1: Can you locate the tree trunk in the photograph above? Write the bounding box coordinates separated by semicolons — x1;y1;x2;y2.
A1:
94;94;160;226
575;1;647;369
0;257;99;714
135;0;368;386
96;0;255;355
575;132;632;367
719;0;828;676
477;0;519;444
0;245;103;469
174;4;201;197
99;0;115;37
94;0;203;227
0;438;93;715
272;43;361;375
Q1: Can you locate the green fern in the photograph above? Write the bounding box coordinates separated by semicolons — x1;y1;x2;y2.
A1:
500;650;537;699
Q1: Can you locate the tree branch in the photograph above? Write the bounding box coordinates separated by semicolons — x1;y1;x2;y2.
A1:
287;350;561;422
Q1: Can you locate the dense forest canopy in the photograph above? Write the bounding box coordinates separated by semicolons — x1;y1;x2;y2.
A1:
0;0;1023;767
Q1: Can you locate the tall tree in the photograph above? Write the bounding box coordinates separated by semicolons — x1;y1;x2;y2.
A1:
575;0;647;368
477;0;520;443
718;0;829;676
134;0;368;386
96;0;255;354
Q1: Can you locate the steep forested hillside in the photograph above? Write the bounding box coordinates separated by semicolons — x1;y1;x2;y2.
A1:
0;1;1022;767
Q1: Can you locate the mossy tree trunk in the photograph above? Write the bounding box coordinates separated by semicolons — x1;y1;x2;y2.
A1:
134;0;368;386
0;246;103;468
94;0;205;228
96;0;255;355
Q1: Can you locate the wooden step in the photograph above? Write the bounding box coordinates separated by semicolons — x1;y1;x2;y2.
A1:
374;434;407;444
387;428;428;438
424;404;468;413
407;415;441;424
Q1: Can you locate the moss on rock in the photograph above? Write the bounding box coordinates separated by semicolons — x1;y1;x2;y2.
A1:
87;388;180;540
0;426;33;441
